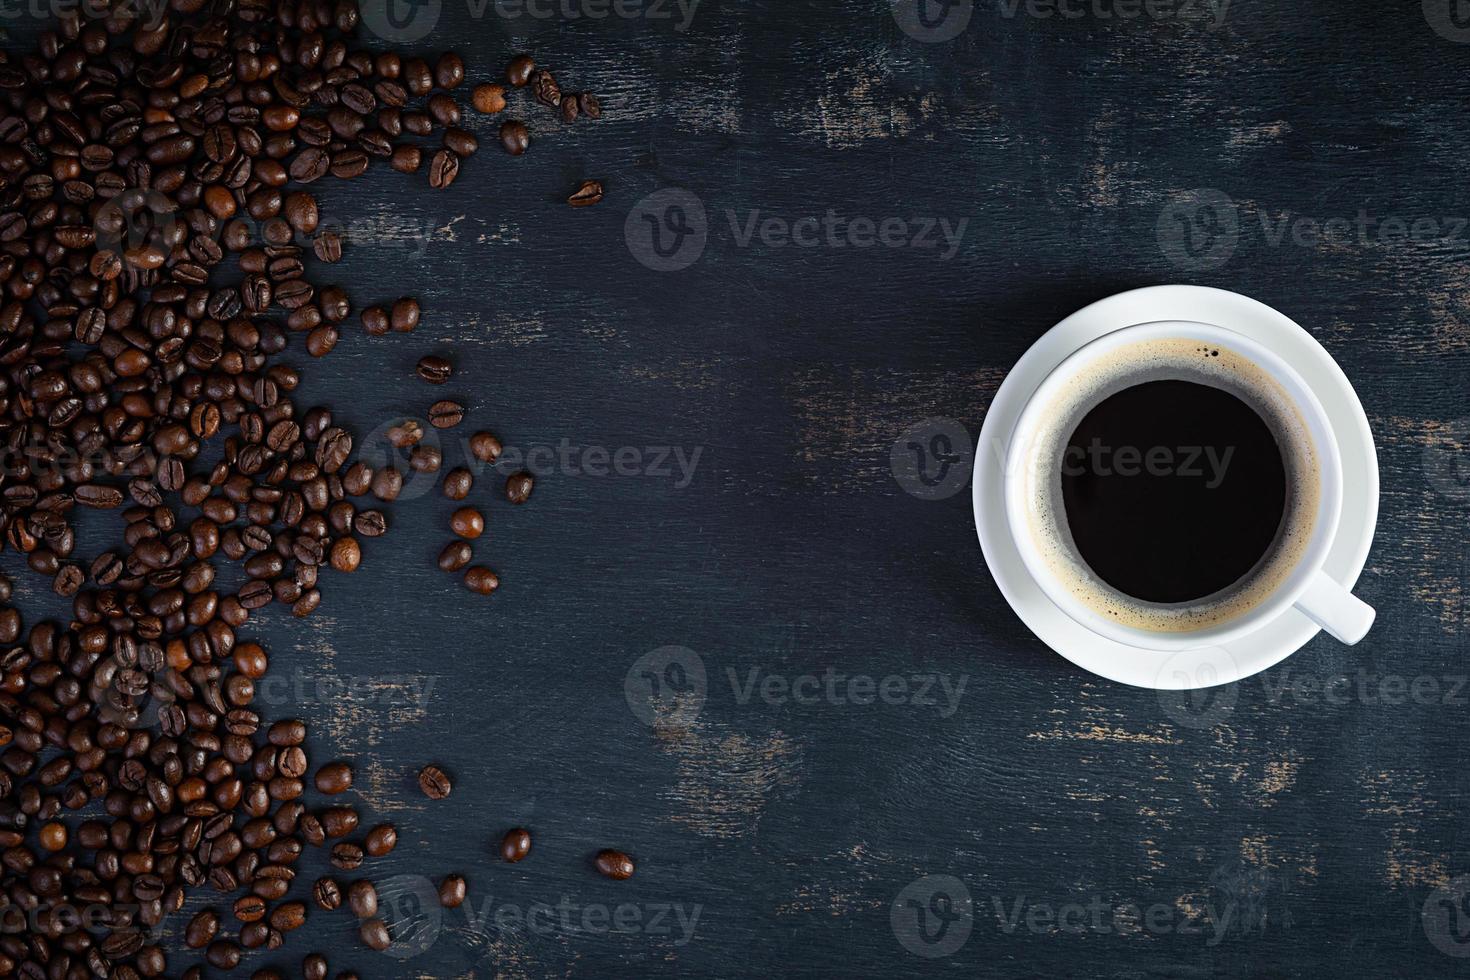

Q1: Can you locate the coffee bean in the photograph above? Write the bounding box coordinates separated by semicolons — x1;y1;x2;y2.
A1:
530;69;561;109
360;918;391;952
365;824;398;857
439;874;467;908
391;298;421;332
314;231;343;263
594;849;636;880
443;468;474;500
362;306;390;336
315;761;354;795
506;472;535;504
500;828;532;863
429;400;466;428
436;51;466;88
331;842;366;871
330;537;362;572
568;180;604;207
321;806;360;838
464;567;500;595
348;879;378;917
507;54;536;87
304;953;329;980
186;910;220;948
450;507;485;539
270;901;307;931
500;121;530;156
313;877;344;911
417;355;453;384
438;541;473;572
411;447;443;473
561;94;580;123
428;150;460;189
473;84;507;114
470;432;503;463
418;764;452;799
390;145;422;174
579;92;603;119
235;895;268;922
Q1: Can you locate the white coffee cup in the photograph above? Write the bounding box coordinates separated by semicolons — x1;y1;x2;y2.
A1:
1002;319;1374;652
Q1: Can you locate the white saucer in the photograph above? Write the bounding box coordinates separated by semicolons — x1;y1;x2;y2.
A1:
973;285;1379;689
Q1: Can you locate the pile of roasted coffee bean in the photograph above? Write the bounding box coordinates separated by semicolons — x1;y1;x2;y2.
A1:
0;0;623;975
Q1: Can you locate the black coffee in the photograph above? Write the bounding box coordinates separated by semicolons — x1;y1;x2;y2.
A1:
1060;380;1286;603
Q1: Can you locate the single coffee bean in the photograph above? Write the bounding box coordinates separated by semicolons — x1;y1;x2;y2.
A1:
361;918;391;952
313;877;344;911
436;52;466;88
348;879;378;918
473;83;507;114
418;764;452;799
361;306;390;336
500;828;531;863
579;92;603;119
186;910;220;948
505;472;534;504
438;541;473;572
444;128;478;158
464;567;500;595
500;121;530;156
234;895;268;922
594;849;636;880
428;150;460;189
390;145;422;174
417;354;452;384
315;231;343;263
391;298;421;332
429;400;466;428
410;447;443;473
315;761;353;795
442;468;474;500
304;953;329;980
330;537;362;573
506;54;536;87
331;842;366;871
450;507;485;539
365;824;398;857
568;180;604;207
321;806;360;838
470;431;503;463
530;69;561;109
561;93;580;123
269;901;307;932
438;874;467;908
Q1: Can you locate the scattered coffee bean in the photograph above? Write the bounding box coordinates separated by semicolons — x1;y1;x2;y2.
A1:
465;567;501;595
315;761;354;795
501;121;531;156
392;297;422;332
429;400;467;428
315;231;344;263
470;431;504;463
360;918;391;952
439;541;474;572
500;828;532;863
313;878;344;911
506;472;535;504
451;507;486;539
473;83;508;113
437;52;466;88
443;468;475;500
507;54;537;86
362;306;391;336
365;824;399;857
304;953;329;980
348;880;379;918
417;355;453;384
579;92;603;119
569;180;605;207
439;875;468;908
419;764;453;799
331;842;366;871
594;849;636;880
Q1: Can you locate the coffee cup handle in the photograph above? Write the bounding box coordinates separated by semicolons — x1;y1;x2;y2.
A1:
1294;571;1375;645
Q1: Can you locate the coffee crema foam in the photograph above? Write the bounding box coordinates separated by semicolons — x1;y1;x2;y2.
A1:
1019;337;1322;633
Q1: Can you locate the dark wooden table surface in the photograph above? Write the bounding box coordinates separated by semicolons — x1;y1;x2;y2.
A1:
15;0;1470;976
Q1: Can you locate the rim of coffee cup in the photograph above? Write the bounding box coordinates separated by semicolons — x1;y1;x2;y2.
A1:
1002;319;1345;653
